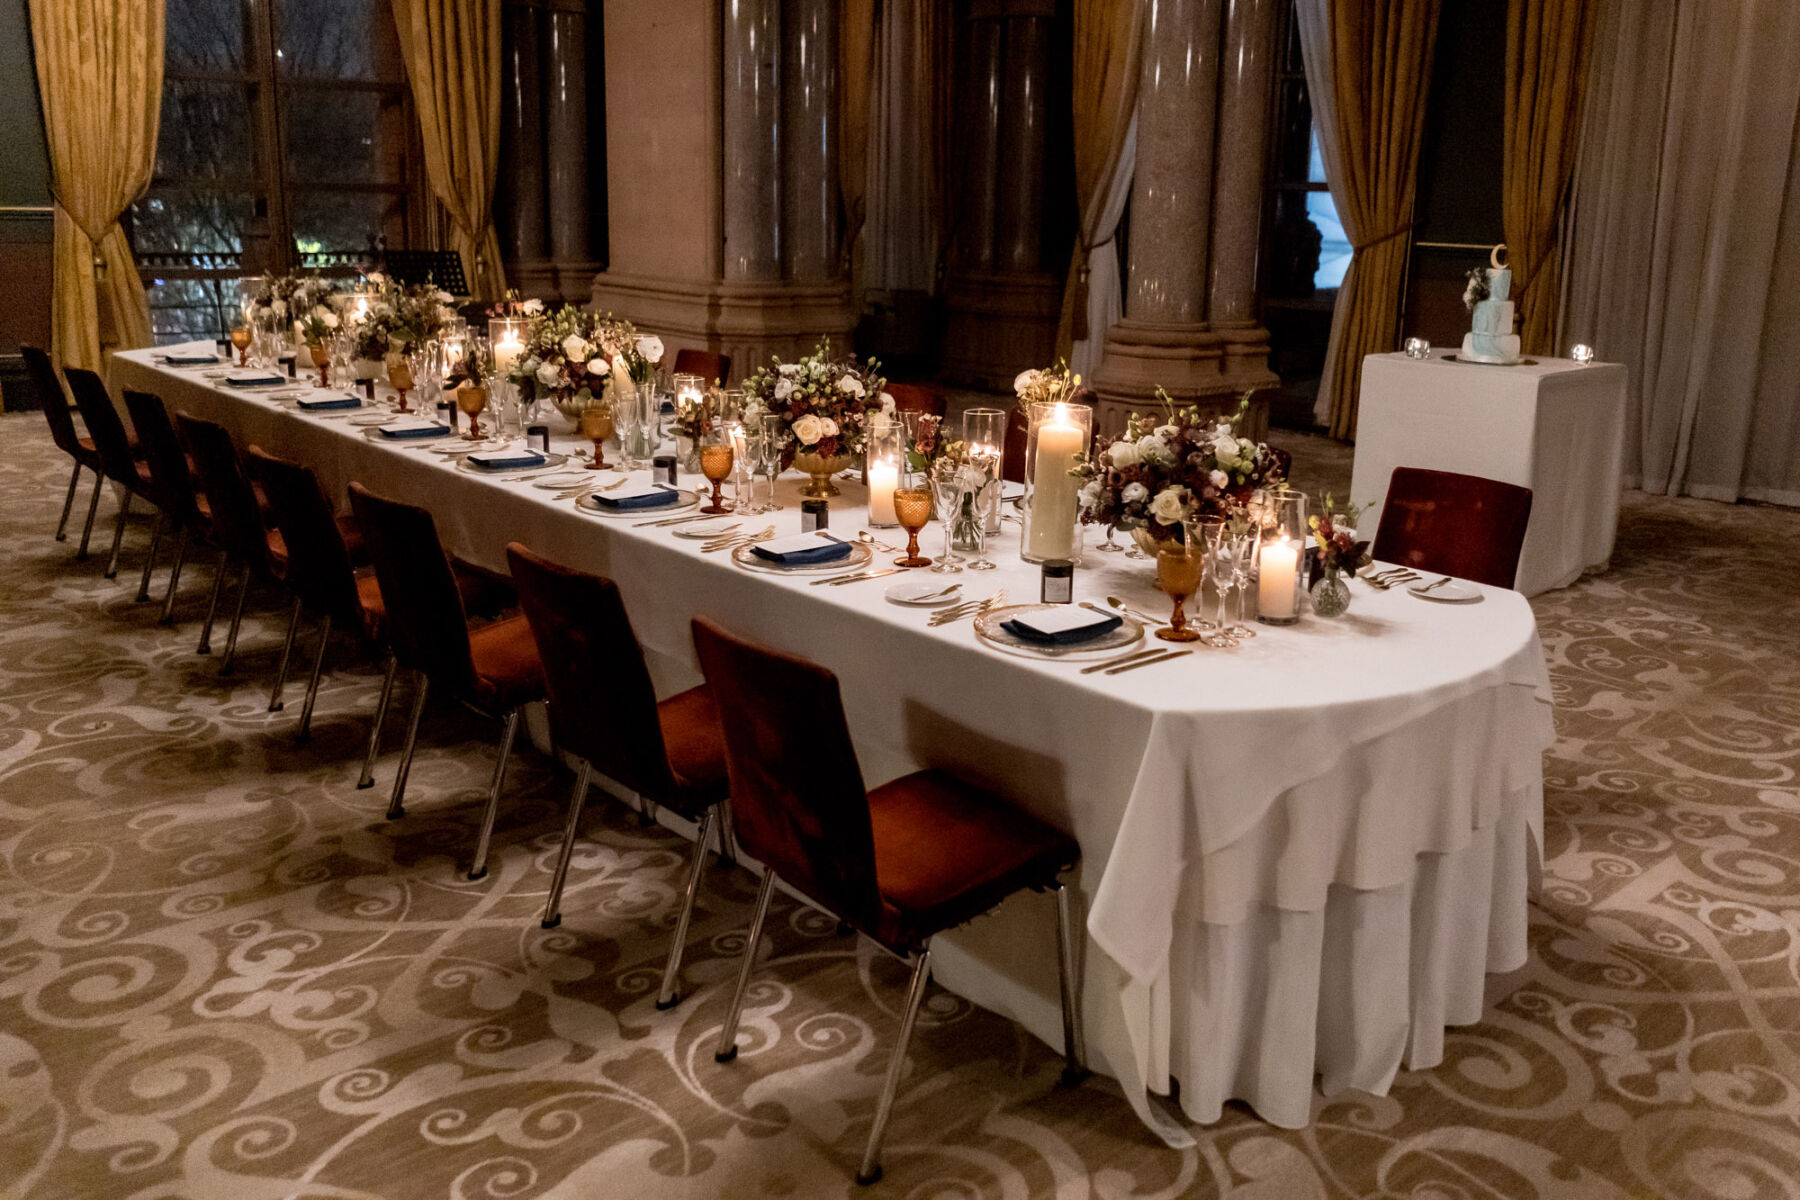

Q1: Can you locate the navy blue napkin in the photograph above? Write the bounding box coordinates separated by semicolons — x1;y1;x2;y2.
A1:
297;394;362;411
591;486;681;510
376;422;450;438
158;352;219;365
1001;613;1123;645
224;372;285;387
751;537;854;566
467;449;548;470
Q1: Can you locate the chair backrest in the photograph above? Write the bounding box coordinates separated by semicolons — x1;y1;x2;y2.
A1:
690;617;883;929
65;367;137;485
122;390;201;525
1373;467;1534;589
1003;405;1028;484
247;446;362;624
673;348;732;386
886;382;946;419
20;345;81;457
505;543;676;798
347;482;477;686
176;412;269;562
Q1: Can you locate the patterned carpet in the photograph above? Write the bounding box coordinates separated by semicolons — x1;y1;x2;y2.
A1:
2;411;1798;1198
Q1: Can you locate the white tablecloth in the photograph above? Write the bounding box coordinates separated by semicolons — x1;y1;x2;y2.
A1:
1350;350;1628;596
113;350;1554;1142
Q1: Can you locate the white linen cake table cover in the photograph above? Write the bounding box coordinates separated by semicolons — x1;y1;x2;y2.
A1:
1350;349;1628;596
114;350;1554;1143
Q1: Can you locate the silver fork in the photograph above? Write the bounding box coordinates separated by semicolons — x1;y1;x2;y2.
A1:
928;590;1006;626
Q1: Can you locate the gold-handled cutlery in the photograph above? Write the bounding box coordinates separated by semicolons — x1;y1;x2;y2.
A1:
927;590;1006;626
1079;647;1164;674
856;530;900;553
1103;596;1164;625
1104;649;1192;675
635;511;714;528
702;526;775;553
1414;575;1453;594
831;568;907;586
1360;567;1421;589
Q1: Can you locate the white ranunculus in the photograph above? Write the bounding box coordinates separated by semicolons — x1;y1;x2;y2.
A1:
1108;439;1141;469
536;362;564;388
879;391;896;413
837;376;865;397
792;414;824;445
1122;482;1149;505
1138;437;1172;467
819;417;839;437
636;335;664;363
1154;424;1179;440
778;362;801;376
1078;479;1102;511
1013;369;1042;396
1209;469;1229;489
562;334;593;363
1149;487;1188;524
773;377;797;400
1211;432;1239;461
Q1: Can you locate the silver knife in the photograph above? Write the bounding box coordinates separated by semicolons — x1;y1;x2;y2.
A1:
830;568;902;585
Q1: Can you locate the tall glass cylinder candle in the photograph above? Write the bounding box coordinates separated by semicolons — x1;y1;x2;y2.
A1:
866;415;903;527
1020;400;1092;564
488;318;527;380
1256;491;1307;625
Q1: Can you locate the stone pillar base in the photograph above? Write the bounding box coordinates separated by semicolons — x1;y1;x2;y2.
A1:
941;269;1063;392
1091;318;1277;439
590;271;855;379
508;259;605;304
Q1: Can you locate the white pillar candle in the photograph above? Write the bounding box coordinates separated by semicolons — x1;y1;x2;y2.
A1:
869;461;899;524
1258;537;1300;619
493;335;524;377
1027;409;1084;560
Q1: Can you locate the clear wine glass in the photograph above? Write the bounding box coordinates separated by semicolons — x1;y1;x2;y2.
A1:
1229;525;1259;638
757;412;785;512
929;461;963;575
1098;523;1124;552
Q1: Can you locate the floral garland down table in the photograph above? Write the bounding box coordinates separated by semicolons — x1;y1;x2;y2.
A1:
110;345;1553;1144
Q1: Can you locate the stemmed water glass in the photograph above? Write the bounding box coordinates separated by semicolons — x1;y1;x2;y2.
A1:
616;383;646;471
928;459;964;575
1228;523;1259;638
756;412;785;511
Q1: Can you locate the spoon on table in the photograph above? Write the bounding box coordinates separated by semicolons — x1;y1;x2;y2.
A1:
856;530;900;553
1104;596;1164;625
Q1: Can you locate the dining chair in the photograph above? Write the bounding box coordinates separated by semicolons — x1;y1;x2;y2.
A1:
121;390;207;614
672;348;732;386
885;382;947;419
347;483;547;880
176;412;287;672
1373;467;1534;589
505;544;731;1005
690;617;1085;1186
1003;404;1029;484
65;367;152;578
21;345;103;546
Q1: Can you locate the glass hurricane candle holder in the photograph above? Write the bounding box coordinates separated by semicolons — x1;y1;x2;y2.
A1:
1020;400;1093;565
1570;343;1595;365
489;317;527;383
866;415;903;528
1255;491;1307;625
1404;337;1431;359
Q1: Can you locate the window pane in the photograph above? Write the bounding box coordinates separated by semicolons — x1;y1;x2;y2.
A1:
273;0;401;80
146;277;243;344
156;81;256;181
284;87;410;184
166;0;247;71
290;191;405;265
131;190;253;259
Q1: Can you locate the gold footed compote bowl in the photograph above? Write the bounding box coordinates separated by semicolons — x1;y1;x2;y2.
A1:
578;402;616;469
699;431;735;513
893;486;934;567
230;326;251;367
1154;540;1205;642
791;448;853;498
456;385;489;439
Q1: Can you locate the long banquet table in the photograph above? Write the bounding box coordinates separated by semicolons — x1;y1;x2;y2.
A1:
113;348;1555;1143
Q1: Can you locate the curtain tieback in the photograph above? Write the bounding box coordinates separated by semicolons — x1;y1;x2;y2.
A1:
1351;224;1416;254
1509;251;1551;297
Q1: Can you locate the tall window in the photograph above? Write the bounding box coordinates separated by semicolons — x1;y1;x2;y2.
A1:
131;0;421;341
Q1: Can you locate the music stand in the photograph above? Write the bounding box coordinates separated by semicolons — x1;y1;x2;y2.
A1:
382;250;470;297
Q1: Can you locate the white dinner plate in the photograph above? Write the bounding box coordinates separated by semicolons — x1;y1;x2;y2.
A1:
530;472;602;490
885;579;964;606
575;489;700;519
1409;580;1484;604
672;519;741;539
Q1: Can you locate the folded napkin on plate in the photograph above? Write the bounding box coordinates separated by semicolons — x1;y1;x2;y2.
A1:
296;392;362;411
750;532;854;566
157;350;220;366
590;483;681;510
376;418;449;437
222;371;286;387
1001;608;1123;645
466;447;548;470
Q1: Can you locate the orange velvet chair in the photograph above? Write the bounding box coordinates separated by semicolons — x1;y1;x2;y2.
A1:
673;348;732;386
348;483;546;880
505;544;731;1006
1373;467;1534;589
21;345;103;546
885;382;947;419
691;617;1085;1186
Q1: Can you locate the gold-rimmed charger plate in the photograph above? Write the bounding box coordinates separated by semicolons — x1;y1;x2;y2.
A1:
456;452;570;476
575;488;700;518
973;603;1145;661
730;538;872;575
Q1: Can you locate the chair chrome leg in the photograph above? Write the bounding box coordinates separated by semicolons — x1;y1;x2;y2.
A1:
135;509;166;601
196;551;230;653
467;708;520;881
76;473;102;559
638;793;661;826
656;807;717;1010
1050;881;1089;1086
540;760;592;927
714;868;778;1062
218;566;252;674
857;946;934;1186
56;462;81;540
716;802;741;868
103;492;131;579
158;527;190;625
387;672;429;818
296;615;331;741
268;597;303;710
357;655;398;789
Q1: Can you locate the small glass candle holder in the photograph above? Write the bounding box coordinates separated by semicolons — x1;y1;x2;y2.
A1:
866;415;903;528
1404;337;1431;359
1255;491;1307;625
1570;343;1595;365
488;317;528;384
1020;400;1093;565
673;372;705;417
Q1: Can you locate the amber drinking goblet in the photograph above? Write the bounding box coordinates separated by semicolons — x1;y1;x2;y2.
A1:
307;343;330;389
386;355;416;412
579;402;616;469
1154;539;1205;642
456;385;490;439
230;326;251;367
893;487;934;567
699;431;735;513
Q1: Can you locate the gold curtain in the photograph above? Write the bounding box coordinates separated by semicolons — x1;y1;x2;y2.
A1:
840;0;878;272
390;0;506;297
1298;0;1441;440
29;0;163;374
1503;0;1591;357
1055;0;1144;359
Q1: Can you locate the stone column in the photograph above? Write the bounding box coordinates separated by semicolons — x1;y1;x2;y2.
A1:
995;13;1050;272
956;15;1004;270
723;0;782;281
543;2;591;265
497;2;546;266
782;0;838;281
1206;0;1280;391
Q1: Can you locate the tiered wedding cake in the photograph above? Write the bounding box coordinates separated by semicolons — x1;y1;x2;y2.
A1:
1460;247;1521;365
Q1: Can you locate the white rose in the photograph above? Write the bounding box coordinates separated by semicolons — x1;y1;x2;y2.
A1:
1149;487;1188;525
536;362;563;388
1211;432;1239;461
636;335;664;363
522;298;544;313
1108;439;1141;469
1209;469;1229;489
819;417;839;437
1013;369;1041;396
1138;436;1172;467
562;334;592;363
773;377;797;401
1079;480;1102;511
879;391;896;413
792;414;824;445
778;362;801;376
435;290;454;304
1154;424;1179;440
837;376;865;397
1122;482;1149;505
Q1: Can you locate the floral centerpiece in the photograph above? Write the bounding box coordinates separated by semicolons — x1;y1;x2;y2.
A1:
348;273;458;363
1075;389;1285;550
246;272;338;333
508;304;638;424
1014;361;1082;409
1306;495;1371;617
743;338;886;497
